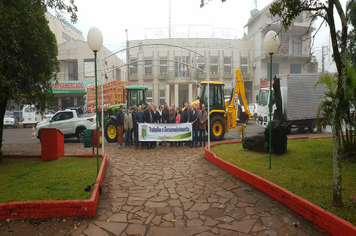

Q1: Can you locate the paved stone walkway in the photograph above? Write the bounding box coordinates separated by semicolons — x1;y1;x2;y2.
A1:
0;141;327;236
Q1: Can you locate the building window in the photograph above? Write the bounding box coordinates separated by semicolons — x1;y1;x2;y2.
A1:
197;57;205;73
241;57;248;74
267;63;279;80
210;57;218;73
292;35;302;55
160;57;168;74
68;61;78;81
159;90;165;105
293;13;303;23
84;59;95;77
145;57;152;74
146;90;153;103
62;32;71;43
130;58;137;75
224;57;231;74
175;57;189;77
290;64;302;73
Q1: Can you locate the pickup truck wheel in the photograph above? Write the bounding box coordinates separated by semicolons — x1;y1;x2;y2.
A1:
104;120;118;143
211;116;225;141
309;120;318;133
77;128;86;143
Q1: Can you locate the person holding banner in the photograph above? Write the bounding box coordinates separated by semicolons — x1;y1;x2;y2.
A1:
136;105;145;149
190;104;198;148
175;109;182;146
144;104;154;149
168;108;176;147
198;104;208;147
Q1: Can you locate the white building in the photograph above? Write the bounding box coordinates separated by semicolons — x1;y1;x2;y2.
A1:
126;3;318;106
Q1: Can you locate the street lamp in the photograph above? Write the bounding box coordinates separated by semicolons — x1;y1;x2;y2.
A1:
87;27;103;175
264;30;280;170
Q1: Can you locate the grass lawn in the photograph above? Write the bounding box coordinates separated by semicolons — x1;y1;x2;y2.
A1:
211;138;356;224
0;157;102;203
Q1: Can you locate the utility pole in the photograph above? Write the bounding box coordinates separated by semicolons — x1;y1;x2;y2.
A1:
126;29;130;82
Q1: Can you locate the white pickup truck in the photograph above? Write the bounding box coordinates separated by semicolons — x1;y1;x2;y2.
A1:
35;109;96;142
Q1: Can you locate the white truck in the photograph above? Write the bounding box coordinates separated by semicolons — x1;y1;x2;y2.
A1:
35;109;96;142
256;73;325;133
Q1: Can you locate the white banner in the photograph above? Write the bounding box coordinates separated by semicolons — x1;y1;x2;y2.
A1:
138;123;192;141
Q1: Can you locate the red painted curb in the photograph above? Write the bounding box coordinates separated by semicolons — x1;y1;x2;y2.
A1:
205;140;356;236
0;154;107;221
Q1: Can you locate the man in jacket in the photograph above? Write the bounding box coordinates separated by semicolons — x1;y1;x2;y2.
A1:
144;104;154;149
124;106;133;147
198;104;208;147
131;105;137;146
190;104;198;148
116;105;124;148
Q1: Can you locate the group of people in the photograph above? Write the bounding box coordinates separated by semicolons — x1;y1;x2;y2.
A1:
115;102;208;149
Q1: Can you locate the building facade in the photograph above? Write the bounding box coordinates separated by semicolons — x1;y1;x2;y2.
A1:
45;12;125;111
126;3;318;106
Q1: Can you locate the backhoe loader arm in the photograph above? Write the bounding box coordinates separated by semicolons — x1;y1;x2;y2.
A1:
226;70;251;130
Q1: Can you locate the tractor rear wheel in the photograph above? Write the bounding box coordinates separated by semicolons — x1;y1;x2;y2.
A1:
210;116;225;141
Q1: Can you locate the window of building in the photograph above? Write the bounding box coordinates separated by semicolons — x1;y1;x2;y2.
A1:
145;58;152;74
84;59;95;77
159;90;165;105
62;32;71;43
290;64;302;73
175;56;189;77
146;90;153;103
293;13;303;23
160;57;168;74
241;57;248;74
292;35;302;55
68;61;78;81
267;63;279;80
224;57;232;73
210;57;219;73
197;57;205;73
130;58;137;75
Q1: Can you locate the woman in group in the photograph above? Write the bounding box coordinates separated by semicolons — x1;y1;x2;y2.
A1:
175;109;181;146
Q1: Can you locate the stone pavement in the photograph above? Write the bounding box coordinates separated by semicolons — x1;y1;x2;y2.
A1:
0;140;327;236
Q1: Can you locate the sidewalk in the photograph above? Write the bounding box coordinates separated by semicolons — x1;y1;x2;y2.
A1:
0;139;327;235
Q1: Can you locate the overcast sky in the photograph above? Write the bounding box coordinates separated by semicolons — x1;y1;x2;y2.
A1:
51;0;348;73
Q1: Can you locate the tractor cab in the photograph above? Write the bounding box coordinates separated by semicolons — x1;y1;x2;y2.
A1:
126;86;148;108
199;82;225;111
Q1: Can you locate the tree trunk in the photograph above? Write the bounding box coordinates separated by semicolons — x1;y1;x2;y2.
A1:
332;117;343;206
0;98;8;162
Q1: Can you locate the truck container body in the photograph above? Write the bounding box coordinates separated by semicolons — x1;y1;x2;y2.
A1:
256;73;325;133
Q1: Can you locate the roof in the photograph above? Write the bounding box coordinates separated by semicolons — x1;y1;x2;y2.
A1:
201;81;225;85
126;86;148;90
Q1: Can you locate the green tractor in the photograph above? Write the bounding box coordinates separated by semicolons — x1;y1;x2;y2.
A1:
104;85;148;142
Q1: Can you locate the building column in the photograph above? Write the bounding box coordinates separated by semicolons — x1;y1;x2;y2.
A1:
174;84;179;106
165;84;170;105
188;83;193;103
74;97;78;106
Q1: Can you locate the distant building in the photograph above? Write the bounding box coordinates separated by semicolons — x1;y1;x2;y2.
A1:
125;2;318;106
45;12;125;110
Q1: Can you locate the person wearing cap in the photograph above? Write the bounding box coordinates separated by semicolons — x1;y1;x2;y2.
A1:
116;105;124;148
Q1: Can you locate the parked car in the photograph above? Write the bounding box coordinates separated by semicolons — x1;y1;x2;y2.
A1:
35;109;96;142
3;111;19;128
22;105;42;128
248;103;258;119
43;110;56;122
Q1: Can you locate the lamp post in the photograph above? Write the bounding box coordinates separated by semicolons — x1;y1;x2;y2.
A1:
87;27;103;175
264;31;280;170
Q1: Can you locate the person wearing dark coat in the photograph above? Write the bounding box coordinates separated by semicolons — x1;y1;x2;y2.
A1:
116;105;124;148
131;105;137;146
162;103;169;123
144;104;155;149
189;104;199;148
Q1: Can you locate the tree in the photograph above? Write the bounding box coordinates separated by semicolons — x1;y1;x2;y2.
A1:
200;0;348;207
0;0;77;160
